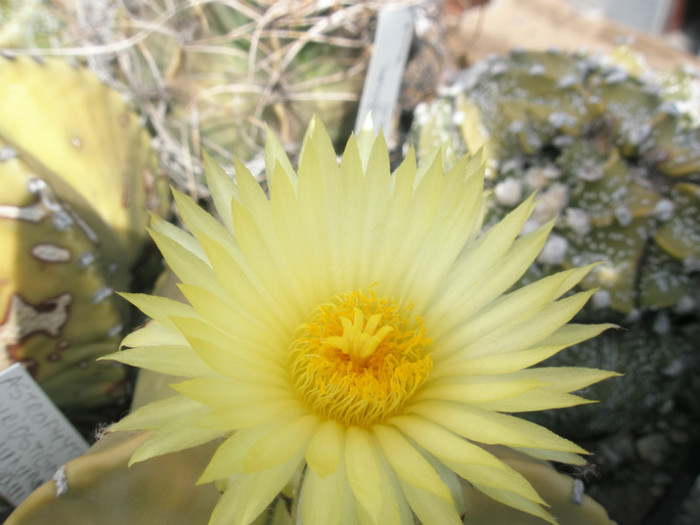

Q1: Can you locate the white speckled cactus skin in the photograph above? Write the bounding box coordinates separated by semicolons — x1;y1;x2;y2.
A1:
408;49;700;435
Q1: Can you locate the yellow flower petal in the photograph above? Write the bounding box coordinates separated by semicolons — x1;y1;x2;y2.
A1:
301;458;355;525
305;419;344;479
389;415;511;471
209;453;304;525
409;402;587;454
475;484;556;524
373;425;452;502
414;378;544;404
432;323;615;377
198;399;303;432
171;378;289;408
120;322;187;348
425;194;537;325
111;395;204;432
244;414;319;472
199;410;304;484
129;409;226;465
398;478;463;525
170;316;287;385
119;293;195;331
103;345;216;378
203;150;237;234
345;426;383;522
150;213;207;261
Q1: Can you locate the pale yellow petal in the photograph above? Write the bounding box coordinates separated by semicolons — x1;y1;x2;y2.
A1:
475;484;556;524
119;293;195;331
209;454;304;525
424;195;538;328
426;220;551;344
512;447;586;466
148;226;229;300
413;378;544;404
120;322;188;348
437;266;593;358
367;149;416;285
398;478;463;525
130;409;226;465
173;188;238;255
203;150;238;233
170;316;287;385
297;132;338;297
198;409;304;483
409;402;588;454
264;124;297;187
516;367;622;392
460;290;595;357
431;323;615;377
380;152;443;296
177;283;286;356
198;399;304;432
306;419;344;478
475;390;595;412
111;395;205;432
388;416;507;471
373;425;452;501
337;136;368;290
399;155;485;314
345;426;383;523
171;378;289;407
103;345;216;378
301;456;357;525
441;459;545;505
244;414;319;472
195;230;290;341
233;156;272;234
231;199;301;322
150;213;207;261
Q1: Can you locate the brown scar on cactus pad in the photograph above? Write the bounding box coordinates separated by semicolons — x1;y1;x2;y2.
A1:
0;55;170;425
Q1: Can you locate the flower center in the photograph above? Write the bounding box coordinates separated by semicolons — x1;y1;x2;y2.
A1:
289;289;432;427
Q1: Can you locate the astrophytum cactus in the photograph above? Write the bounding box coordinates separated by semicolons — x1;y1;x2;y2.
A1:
408;48;700;435
0;55;170;427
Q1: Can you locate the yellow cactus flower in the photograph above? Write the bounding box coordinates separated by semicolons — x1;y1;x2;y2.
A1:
106;117;617;525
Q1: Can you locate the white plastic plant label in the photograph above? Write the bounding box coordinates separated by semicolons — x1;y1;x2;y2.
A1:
354;4;415;142
0;363;88;506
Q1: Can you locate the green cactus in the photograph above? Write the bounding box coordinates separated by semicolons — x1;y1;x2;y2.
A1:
0;55;170;427
408;48;700;435
76;0;374;183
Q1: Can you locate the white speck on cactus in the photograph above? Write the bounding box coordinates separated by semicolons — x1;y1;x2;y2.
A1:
494;177;523;207
537;234;569;265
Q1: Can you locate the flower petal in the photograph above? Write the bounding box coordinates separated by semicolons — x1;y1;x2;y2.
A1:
306;419;344;478
209;453;304;525
431;323;615;377
203;150;238;234
119;293;195;331
345;426;383;522
373;425;452;501
301;457;357;525
171;378;289;407
111;394;204;432
103;345;216;378
424;195;538;330
409;402;587;454
398;478;462;525
129;408;226;465
244;414;319;472
120;322;187;348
